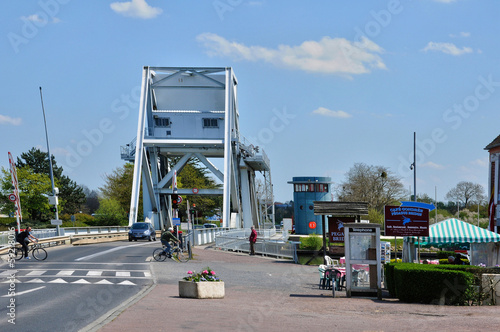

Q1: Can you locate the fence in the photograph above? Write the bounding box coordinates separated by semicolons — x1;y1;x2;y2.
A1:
0;226;298;262
214;229;298;262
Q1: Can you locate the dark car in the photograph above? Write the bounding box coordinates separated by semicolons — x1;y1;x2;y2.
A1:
128;222;156;241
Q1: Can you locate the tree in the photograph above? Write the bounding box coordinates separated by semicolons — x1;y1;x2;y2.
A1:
0;166;53;221
90;198;127;226
445;181;485;208
176;159;222;220
336;163;406;211
16;147;85;214
100;163;137;213
81;185;100;214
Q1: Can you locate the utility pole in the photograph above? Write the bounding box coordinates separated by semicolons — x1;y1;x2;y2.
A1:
40;87;60;236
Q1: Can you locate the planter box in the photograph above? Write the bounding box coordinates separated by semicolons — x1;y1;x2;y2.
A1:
178;280;225;299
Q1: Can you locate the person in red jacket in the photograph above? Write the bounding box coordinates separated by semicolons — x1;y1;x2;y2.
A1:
249;225;257;255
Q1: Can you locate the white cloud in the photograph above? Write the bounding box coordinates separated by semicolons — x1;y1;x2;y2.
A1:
470;158;488;167
197;33;386;75
421;161;445;170
22;14;60;24
312;107;352;119
422;42;473;55
0;115;22;126
450;32;470;38
110;0;162;19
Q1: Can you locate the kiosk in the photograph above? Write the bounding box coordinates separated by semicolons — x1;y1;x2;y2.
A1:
344;223;382;299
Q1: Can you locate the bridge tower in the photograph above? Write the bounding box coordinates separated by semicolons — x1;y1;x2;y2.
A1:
121;67;272;230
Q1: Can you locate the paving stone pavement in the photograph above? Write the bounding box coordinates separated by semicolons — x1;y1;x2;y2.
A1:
86;246;500;332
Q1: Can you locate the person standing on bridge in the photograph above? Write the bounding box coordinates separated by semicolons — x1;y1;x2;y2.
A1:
249;225;257;255
161;227;180;257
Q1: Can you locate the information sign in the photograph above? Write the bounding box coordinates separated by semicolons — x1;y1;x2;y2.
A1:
384;205;429;237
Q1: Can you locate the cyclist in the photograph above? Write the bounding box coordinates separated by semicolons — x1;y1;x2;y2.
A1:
161;227;180;257
17;227;38;259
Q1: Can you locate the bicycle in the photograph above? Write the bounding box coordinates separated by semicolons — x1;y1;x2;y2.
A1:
152;242;190;262
14;242;48;261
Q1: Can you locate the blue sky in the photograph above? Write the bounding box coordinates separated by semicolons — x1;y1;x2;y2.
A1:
1;0;499;205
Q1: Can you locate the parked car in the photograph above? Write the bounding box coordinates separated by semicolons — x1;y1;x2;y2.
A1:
203;223;218;228
128;222;156;241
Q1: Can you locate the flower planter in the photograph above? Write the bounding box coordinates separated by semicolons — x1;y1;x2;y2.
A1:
178;280;225;299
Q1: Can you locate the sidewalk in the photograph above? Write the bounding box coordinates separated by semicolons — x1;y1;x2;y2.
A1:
87;246;500;332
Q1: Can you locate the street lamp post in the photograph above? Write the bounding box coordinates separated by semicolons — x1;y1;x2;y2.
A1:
39;87;60;236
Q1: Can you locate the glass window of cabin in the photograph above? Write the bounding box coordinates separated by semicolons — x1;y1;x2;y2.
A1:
154;117;170;127
203;118;219;128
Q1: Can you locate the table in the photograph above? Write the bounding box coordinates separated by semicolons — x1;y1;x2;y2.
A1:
325;266;346;290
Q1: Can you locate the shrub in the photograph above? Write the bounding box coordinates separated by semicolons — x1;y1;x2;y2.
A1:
299;234;322;250
393;263;474;305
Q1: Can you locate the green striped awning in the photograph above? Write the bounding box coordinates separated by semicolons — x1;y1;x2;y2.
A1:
409;218;500;244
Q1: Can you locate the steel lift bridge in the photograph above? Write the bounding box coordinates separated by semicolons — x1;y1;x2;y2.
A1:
121;67;274;230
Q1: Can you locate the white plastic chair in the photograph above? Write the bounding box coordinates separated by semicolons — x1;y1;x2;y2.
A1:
324;255;334;266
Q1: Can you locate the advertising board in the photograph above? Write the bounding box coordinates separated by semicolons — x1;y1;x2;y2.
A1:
384;205;429;237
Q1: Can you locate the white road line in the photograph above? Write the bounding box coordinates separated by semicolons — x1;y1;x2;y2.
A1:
1;286;45;297
74;242;153;261
26;270;46;276
87;270;103;276
116;271;131;277
56;270;75;276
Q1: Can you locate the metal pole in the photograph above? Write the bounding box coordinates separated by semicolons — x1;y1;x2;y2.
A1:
39;87;60;236
413;132;417;202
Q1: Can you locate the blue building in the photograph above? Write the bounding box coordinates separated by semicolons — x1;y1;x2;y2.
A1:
288;176;332;235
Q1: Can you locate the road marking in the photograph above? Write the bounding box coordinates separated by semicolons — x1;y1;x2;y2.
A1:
0;270;18;276
74;242;153;261
2;278;21;283
116;271;131;277
27;270;46;276
56;270;75;276
118;280;136;285
48;278;68;283
72;279;91;284
87;270;103;276
1;286;45;297
26;278;45;283
95;279;114;285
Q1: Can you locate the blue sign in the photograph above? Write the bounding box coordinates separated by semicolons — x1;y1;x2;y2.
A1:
173;218;181;226
400;201;435;211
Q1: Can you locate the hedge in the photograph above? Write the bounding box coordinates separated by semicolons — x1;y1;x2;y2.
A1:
392;263;474;305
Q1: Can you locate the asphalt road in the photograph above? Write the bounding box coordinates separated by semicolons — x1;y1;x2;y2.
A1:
0;241;158;332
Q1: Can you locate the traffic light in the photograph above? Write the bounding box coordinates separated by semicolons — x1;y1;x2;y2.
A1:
50;207;57;213
172;194;179;209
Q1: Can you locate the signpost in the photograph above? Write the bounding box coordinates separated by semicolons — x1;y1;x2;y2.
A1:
384;205;429;237
328;216;354;243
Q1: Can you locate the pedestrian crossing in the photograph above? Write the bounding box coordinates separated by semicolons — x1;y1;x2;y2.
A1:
0;268;152;286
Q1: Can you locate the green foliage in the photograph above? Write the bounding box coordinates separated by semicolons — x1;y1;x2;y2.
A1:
299;234;322;250
177;159;222;219
89;198;127;226
100;163;141;216
1;166;54;221
183;267;222;282
393;263;474;305
59;213;94;227
16;148;85;215
384;262;399;297
368;208;383;224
